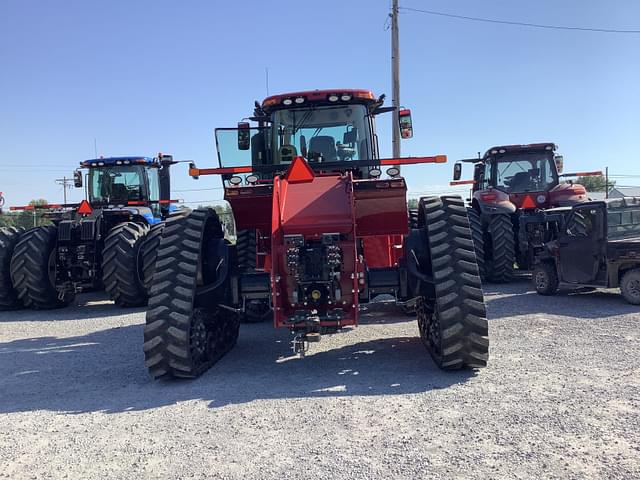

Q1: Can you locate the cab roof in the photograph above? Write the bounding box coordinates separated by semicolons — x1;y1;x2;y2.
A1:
483;143;557;160
80;156;156;167
261;89;377;113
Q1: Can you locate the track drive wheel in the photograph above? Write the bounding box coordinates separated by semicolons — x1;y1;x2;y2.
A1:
532;261;559;296
102;222;150;307
467;207;486;281
0;227;25;310
416;196;489;369
486;213;515;283
143;208;240;379
10;226;74;309
620;268;640;305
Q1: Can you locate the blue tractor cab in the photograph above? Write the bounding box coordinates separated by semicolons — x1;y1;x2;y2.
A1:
78;156;176;224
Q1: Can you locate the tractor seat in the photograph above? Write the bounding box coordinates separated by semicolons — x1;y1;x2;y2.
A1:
110;184;128;201
308;136;337;162
509;172;532;191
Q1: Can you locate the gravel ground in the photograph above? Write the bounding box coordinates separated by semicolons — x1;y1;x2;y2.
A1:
1;277;639;480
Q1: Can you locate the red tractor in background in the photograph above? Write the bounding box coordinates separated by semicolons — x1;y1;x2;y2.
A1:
143;88;489;379
451;143;602;282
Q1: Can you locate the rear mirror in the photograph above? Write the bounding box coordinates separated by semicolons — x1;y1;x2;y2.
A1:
453;162;462;181
343;129;357;145
300;135;307;158
398;109;413;139
554;155;564;174
73;170;83;188
237;122;250;150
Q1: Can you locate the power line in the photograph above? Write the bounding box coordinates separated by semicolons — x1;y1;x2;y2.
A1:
399;6;640;34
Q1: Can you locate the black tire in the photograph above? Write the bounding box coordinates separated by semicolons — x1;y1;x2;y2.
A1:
467;207;485;281
416;196;489;370
143;208;239;379
620;268;640;305
236;229;257;270
10;226;74;309
235;229;272;323
102;222;150;307
408;208;419;229
532;261;559;296
486;213;515;283
141;210;193;294
0;227;25;310
140;222;165;295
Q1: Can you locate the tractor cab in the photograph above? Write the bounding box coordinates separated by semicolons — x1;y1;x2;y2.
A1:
452;143;595;212
479;145;558;195
78;156;174;222
211;89;408;184
473;143;567;210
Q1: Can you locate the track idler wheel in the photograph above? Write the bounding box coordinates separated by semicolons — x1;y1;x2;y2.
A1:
143;208;239;379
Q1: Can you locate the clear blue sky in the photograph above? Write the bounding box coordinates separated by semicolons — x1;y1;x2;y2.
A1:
1;0;639;207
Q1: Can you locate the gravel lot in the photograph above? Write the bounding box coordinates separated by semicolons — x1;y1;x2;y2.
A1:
1;277;639;479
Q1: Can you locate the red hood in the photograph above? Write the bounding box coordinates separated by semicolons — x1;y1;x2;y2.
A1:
548;182;588;207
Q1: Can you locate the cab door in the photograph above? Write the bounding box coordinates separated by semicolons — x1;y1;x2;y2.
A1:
558;204;606;284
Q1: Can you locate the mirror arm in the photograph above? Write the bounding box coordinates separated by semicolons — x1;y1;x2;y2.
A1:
372;106;396;115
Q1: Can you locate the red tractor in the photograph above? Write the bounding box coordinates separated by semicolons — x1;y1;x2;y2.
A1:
451;143;602;281
143;89;488;379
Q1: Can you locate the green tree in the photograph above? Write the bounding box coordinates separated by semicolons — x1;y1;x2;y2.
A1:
576;175;614;192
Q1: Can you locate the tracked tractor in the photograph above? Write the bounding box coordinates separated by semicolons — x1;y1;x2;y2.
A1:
451;143;602;282
5;154;182;309
144;89;489;379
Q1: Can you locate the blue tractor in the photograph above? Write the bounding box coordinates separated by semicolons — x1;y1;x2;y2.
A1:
3;154;183;309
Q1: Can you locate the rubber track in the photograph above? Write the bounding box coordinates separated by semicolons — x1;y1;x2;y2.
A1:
143;208;234;379
102;222;149;307
236;229;257;270
419;195;489;369
10;226;71;309
466;208;485;280
487;213;515;283
0;227;25;310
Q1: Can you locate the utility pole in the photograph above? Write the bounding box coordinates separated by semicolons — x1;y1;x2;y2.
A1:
55;177;74;204
605;166;609;199
391;0;401;158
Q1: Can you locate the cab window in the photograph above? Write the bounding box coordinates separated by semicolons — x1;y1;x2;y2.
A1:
146;167;160;216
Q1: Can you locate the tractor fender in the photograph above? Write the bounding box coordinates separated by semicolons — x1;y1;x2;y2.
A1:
549;182;588;207
197;237;232;298
472;189;516;216
403;227;433;298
